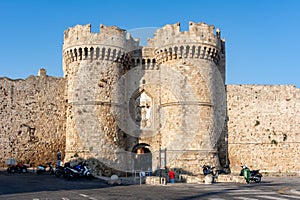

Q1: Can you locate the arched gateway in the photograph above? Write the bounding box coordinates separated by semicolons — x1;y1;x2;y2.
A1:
132;143;152;172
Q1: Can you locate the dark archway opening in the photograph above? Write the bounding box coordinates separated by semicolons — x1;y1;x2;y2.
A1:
132;143;152;172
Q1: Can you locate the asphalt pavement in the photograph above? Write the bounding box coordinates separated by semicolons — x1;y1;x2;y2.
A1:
1;170;300;200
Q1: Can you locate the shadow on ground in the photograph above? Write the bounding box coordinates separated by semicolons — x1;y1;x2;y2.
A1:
0;170;113;195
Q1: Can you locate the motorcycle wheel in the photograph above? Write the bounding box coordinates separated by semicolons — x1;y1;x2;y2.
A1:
55;170;62;178
63;171;68;179
8;167;15;173
86;173;92;180
254;176;261;183
21;168;28;173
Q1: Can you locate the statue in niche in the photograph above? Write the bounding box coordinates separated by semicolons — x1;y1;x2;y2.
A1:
135;91;152;128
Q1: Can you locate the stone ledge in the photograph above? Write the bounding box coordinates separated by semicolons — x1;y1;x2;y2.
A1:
145;174;246;185
216;174;245;183
96;175;146;185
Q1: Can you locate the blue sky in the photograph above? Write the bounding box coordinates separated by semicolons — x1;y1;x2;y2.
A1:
0;0;299;87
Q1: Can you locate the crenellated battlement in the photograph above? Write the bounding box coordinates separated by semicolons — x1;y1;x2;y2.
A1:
63;24;140;52
63;24;141;73
147;22;225;65
63;22;225;68
148;22;222;47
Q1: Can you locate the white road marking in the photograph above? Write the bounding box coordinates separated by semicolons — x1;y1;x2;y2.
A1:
233;197;259;200
79;193;98;200
79;194;89;197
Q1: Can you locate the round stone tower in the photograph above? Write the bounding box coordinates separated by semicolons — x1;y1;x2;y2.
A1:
144;22;226;173
63;24;140;172
62;22;226;175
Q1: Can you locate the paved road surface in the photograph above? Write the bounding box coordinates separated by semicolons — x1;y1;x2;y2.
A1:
0;170;300;200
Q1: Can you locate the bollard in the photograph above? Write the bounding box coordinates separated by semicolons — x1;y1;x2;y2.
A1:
160;177;166;185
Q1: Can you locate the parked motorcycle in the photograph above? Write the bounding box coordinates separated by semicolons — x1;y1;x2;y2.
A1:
55;162;92;180
74;162;92;179
201;164;217;176
201;164;219;183
64;163;80;180
55;162;79;180
54;165;65;178
37;162;54;175
7;162;28;173
240;165;262;183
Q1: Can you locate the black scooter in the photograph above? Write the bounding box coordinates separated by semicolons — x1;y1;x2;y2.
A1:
240;165;262;183
55;162;79;180
37;162;54;175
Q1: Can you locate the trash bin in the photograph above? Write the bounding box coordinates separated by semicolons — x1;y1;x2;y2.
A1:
243;168;250;184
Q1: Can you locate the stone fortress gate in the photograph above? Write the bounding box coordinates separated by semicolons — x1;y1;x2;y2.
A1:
1;21;299;175
62;22;227;174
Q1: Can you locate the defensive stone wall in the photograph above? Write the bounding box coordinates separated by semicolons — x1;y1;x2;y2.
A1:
0;69;66;167
227;84;300;174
